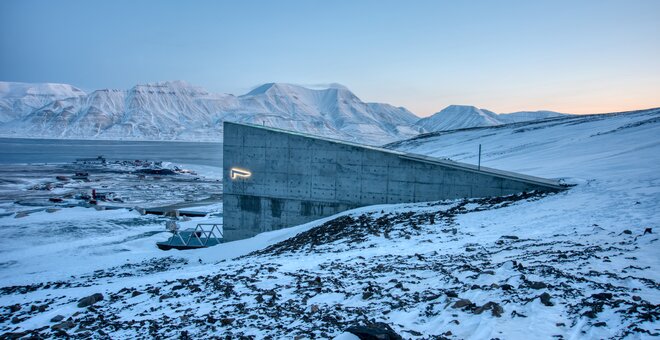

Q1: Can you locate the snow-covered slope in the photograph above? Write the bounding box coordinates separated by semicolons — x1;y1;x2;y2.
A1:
1;107;658;339
391;107;659;180
415;105;567;132
497;110;565;123
0;82;86;123
0;81;422;145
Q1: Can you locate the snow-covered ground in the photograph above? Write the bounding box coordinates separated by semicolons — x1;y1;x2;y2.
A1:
0;108;658;338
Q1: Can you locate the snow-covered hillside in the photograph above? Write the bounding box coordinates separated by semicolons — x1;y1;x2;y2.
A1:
497;110;566;124
415;105;566;132
0;82;85;123
391;108;658;180
0;81;422;145
0;107;657;338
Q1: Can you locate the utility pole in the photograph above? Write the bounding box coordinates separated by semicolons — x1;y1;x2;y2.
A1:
478;144;481;170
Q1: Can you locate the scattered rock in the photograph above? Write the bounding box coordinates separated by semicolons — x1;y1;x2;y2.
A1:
593;321;607;327
644;227;652;235
220;318;234;326
501;284;513;291
50;315;65;323
131;290;143;297
452;299;473;309
8;304;21;313
51;319;76;331
474;301;504;317
540;292;554;306
632;295;642;302
28;304;48;313
1;331;29;339
591;292;612;300
346;322;403;340
445;291;458;298
583;310;598;319
581;301;604;319
527;281;547;289
77;293;104;308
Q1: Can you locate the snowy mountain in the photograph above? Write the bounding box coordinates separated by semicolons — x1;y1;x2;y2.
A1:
415;105;502;131
0;81;422;145
0;82;86;123
415;105;566;132
1;107;658;338
227;83;421;143
0;81;580;143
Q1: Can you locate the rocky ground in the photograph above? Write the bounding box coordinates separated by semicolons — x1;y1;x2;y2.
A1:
0;160;222;216
1;190;657;339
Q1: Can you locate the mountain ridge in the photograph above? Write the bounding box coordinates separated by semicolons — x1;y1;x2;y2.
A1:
1;80;580;143
0;81;421;145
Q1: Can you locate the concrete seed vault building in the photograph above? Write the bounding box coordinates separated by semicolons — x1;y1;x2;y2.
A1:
222;122;563;241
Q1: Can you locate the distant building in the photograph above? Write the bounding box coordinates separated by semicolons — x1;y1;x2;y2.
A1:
222;122;563;241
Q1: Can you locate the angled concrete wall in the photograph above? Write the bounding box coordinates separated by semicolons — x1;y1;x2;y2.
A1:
223;122;563;241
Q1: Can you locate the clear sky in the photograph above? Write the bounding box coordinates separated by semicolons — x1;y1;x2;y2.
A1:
1;0;658;116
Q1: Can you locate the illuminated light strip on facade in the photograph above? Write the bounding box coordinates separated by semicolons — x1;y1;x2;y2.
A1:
230;168;252;180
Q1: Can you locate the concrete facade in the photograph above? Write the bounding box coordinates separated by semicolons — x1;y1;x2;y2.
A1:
223;122;563;241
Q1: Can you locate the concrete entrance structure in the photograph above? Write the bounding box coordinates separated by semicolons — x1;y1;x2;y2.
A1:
222;122;563;241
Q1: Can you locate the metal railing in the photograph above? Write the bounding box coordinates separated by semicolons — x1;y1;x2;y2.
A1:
159;222;224;249
184;223;223;246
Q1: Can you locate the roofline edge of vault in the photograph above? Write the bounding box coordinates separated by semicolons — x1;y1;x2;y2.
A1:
223;121;565;191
